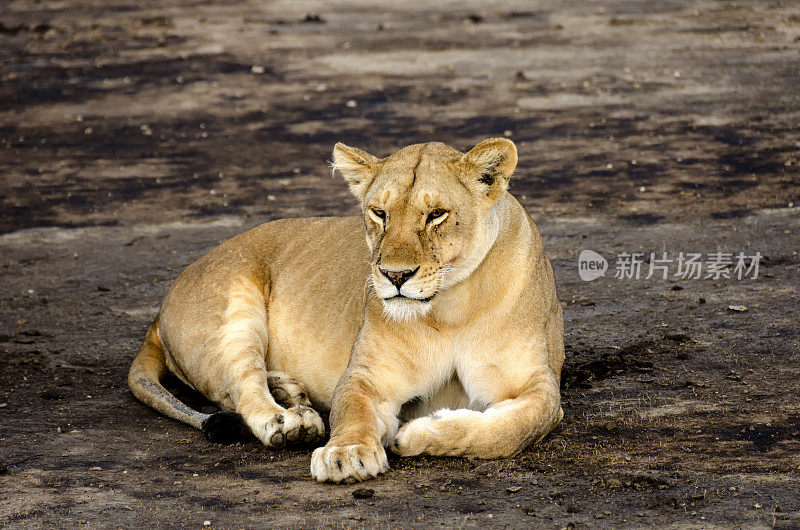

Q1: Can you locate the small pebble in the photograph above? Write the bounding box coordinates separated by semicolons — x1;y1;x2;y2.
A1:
346;99;357;108
250;65;265;74
352;488;374;499
203;521;211;526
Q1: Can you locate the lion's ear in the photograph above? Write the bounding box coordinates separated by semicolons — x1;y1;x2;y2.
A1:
332;142;380;201
460;138;518;200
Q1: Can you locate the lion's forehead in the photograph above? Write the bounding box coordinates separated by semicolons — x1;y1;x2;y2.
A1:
374;144;462;194
382;141;461;164
371;174;472;213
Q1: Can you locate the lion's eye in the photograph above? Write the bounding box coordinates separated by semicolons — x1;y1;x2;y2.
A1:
426;209;449;225
369;208;386;222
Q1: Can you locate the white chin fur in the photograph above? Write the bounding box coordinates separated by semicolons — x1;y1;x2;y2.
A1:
381;297;431;322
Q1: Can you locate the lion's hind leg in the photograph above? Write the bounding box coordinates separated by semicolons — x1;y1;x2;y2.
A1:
216;278;325;448
221;343;325;449
235;365;325;447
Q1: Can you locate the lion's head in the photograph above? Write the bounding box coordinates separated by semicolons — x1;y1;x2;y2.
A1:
332;139;518;322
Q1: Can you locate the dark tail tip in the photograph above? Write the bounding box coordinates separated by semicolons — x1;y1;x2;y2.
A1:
201;411;250;444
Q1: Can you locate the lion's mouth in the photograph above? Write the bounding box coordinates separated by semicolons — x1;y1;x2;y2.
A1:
386;294;435;303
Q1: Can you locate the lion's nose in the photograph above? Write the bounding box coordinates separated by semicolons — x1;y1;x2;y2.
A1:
380;267;418;289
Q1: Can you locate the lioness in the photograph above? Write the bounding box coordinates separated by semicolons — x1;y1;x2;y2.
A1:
129;138;564;483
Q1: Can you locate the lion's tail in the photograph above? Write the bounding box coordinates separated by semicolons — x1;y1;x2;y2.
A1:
128;319;248;443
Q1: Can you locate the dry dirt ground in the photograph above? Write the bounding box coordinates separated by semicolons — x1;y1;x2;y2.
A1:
1;0;799;527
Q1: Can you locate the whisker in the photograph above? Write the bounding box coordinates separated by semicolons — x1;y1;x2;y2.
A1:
363;270;379;300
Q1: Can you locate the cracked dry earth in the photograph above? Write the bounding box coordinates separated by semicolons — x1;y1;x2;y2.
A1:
1;0;799;527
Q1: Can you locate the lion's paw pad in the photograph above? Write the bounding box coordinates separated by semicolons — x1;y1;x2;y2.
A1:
263;406;325;448
267;372;313;409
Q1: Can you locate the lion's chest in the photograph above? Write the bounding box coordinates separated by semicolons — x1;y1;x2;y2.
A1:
416;328;536;410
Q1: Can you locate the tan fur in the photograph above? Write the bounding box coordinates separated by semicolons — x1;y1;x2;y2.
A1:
128;138;564;483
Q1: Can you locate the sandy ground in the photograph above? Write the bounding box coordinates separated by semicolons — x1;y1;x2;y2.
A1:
1;0;799;527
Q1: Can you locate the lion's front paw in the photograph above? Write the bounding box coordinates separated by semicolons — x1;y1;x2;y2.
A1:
262;406;325;448
389;416;432;457
310;440;388;483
